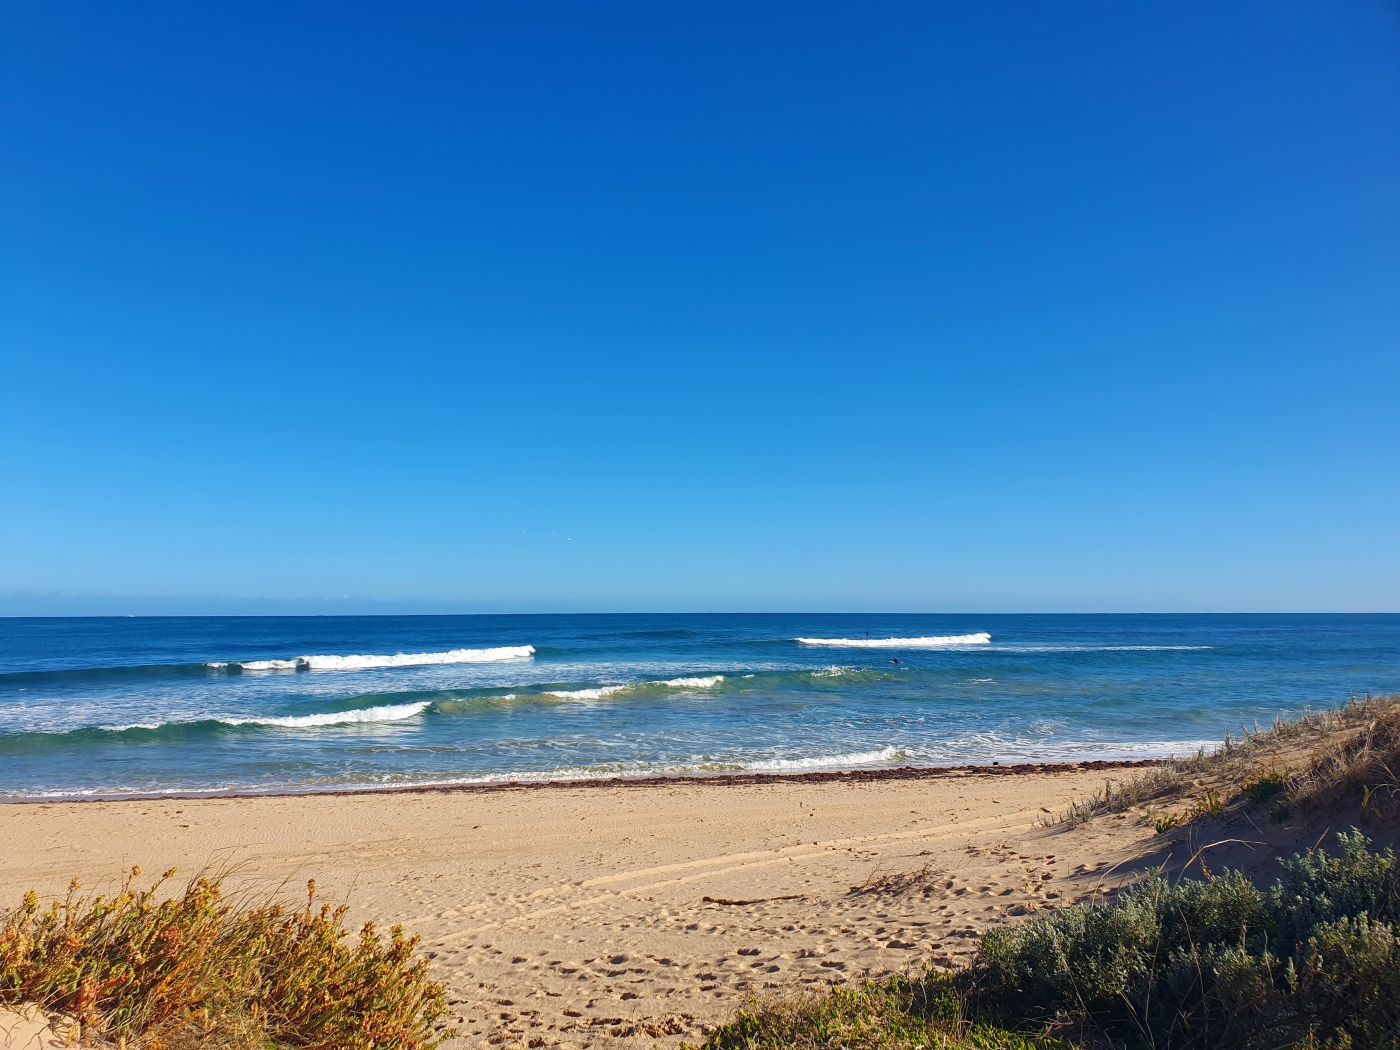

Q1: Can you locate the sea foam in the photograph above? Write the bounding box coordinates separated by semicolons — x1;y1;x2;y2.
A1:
795;633;991;649
210;645;535;672
221;701;432;728
738;745;906;772
544;675;725;701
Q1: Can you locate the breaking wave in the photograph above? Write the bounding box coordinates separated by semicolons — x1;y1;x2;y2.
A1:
1;646;539;689
985;645;1215;653
0;676;733;749
543;675;725;701
795;633;991;649
736;745;906;772
220;701;432;728
209;645;535;672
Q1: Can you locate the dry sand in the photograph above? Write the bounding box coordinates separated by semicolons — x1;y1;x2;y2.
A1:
0;766;1168;1049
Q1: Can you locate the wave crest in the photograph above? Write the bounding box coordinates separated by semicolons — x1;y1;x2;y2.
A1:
210;645;535;672
220;701;432;728
544;675;725;701
795;633;991;649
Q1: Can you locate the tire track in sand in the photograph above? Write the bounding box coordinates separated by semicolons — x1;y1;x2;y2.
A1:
438;806;1044;939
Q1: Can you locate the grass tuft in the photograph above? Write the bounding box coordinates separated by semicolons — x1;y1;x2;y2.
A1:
0;867;455;1049
695;973;1065;1049
1049;693;1400;831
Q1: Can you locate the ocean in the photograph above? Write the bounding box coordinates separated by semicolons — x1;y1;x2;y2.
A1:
0;613;1396;800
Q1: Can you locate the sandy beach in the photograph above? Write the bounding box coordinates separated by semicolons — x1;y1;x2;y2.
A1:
0;764;1163;1049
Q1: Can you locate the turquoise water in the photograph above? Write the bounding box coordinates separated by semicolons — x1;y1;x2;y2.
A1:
0;614;1396;799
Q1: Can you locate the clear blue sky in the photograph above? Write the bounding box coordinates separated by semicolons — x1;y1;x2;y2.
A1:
2;1;1398;614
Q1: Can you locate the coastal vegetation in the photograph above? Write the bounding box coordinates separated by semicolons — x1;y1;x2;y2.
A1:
702;832;1400;1049
0;868;453;1049
704;695;1400;1049
1044;693;1400;830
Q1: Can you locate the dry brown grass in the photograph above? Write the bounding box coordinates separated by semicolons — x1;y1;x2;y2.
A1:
1045;693;1400;830
847;863;944;898
0;867;455;1050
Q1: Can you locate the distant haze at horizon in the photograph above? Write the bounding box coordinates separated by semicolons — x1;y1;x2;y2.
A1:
3;2;1398;614
2;597;1396;617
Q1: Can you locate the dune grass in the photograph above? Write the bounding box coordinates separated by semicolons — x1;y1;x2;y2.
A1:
701;832;1400;1050
0;867;454;1049
1042;693;1400;830
696;972;1065;1050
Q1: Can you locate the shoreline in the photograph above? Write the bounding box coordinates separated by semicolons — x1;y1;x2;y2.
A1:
1;757;1165;806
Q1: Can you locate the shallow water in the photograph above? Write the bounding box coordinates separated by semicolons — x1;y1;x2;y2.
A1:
1;613;1396;799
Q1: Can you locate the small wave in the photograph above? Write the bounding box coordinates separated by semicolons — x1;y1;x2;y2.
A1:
346;744;912;788
544;684;629;700
209;645;535;673
220;701;431;728
0;701;436;747
986;645;1214;654
795;633;991;649
544;675;725;701
212;658;301;671
658;675;725;689
737;745;906;772
1093;645;1214;651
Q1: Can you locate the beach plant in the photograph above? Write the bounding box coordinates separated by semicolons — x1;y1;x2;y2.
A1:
0;867;455;1049
972;831;1400;1048
1051;694;1400;831
705;833;1400;1050
697;973;1065;1050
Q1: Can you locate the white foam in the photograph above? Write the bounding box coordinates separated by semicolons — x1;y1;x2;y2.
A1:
658;675;725;689
796;633;991;649
1094;645;1214;651
988;645;1214;653
544;685;630;700
544;675;724;701
99;721;169;732
230;658;302;671
359;745;910;788
212;645;535;672
222;701;432;728
737;745;906;772
3;736;1230;800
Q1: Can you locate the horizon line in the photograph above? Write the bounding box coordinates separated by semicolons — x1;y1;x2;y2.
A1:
3;610;1398;619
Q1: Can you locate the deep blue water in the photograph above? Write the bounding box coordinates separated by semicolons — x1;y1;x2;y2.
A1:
0;614;1395;799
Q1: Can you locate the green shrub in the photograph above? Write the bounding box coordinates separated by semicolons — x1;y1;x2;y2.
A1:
972;833;1400;1048
1269;829;1400;946
978;890;1162;1014
1288;915;1400;1045
1241;774;1284;804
